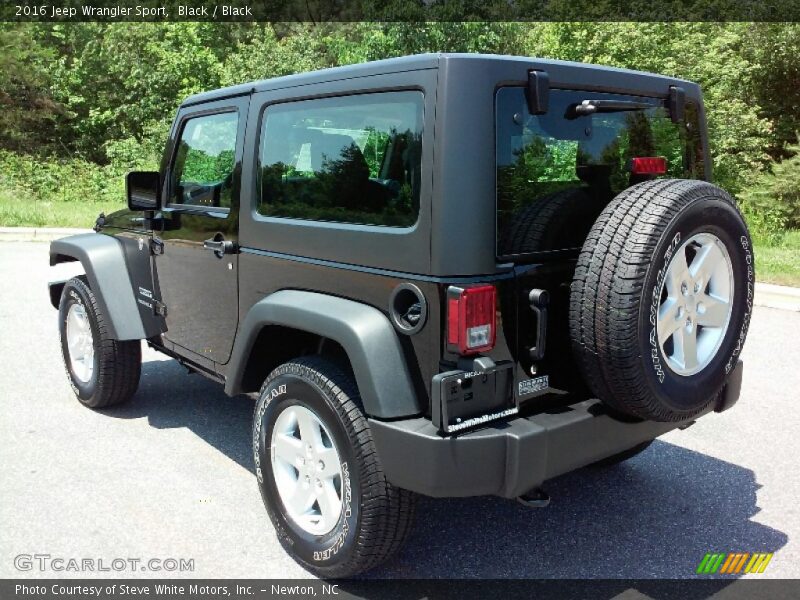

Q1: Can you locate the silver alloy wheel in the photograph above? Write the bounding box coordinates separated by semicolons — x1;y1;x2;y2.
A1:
65;303;95;383
657;232;734;376
270;404;343;536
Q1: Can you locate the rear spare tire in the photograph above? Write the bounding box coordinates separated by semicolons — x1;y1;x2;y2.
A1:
500;187;600;255
569;179;753;422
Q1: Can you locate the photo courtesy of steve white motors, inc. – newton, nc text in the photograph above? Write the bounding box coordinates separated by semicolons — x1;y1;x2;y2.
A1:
15;582;343;597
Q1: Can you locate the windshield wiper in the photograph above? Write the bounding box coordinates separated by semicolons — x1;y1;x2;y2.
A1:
568;99;653;118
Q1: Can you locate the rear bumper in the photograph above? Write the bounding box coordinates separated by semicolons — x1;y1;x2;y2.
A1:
370;360;743;499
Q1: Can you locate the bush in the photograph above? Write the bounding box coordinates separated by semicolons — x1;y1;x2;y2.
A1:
0;150;130;227
0;150;126;205
740;141;800;244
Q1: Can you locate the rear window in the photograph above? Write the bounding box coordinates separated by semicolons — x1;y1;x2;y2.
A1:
496;88;704;258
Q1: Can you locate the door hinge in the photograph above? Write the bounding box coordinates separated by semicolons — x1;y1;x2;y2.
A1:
150;237;164;256
153;300;167;317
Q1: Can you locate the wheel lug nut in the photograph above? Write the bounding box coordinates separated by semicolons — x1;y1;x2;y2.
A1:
681;282;688;295
316;479;322;489
318;460;324;471
694;282;701;293
298;456;305;466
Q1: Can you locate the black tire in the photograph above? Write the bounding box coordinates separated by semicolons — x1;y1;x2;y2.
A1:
570;179;754;422
253;356;416;578
590;441;654;468
58;277;141;408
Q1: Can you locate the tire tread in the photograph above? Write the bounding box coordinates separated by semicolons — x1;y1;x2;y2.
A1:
569;179;748;421
60;277;141;408
257;356;415;577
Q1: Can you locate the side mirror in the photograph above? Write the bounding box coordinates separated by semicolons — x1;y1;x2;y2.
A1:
126;171;161;211
526;70;550;115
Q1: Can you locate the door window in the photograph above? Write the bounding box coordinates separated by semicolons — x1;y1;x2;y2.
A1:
170;111;239;209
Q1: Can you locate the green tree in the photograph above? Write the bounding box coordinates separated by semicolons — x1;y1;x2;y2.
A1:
46;23;245;162
742;23;800;158
2;19;800;242
740;140;800;242
0;24;60;153
220;24;332;86
520;22;773;194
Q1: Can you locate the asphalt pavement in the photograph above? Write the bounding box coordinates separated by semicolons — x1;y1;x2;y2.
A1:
1;242;798;580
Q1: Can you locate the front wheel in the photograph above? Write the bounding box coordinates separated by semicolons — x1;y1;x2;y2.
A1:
253;356;416;578
58;277;141;408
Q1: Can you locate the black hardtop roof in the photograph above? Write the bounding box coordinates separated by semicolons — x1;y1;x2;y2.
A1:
181;53;699;107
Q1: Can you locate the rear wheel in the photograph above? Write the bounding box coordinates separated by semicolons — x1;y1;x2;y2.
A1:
570;179;754;422
58;277;141;408
253;356;416;578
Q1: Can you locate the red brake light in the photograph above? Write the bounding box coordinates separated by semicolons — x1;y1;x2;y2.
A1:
446;285;497;355
630;156;667;175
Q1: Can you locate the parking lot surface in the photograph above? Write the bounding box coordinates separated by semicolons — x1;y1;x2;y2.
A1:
1;242;797;579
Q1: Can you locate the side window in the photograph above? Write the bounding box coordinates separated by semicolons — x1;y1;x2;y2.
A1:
257;91;423;227
170;111;238;209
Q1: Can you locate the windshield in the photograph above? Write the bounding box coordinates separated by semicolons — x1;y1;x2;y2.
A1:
496;87;704;259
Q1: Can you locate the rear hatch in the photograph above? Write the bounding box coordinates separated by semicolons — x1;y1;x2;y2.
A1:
494;86;705;404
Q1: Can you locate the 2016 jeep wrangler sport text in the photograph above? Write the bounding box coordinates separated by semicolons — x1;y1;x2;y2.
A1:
49;54;752;577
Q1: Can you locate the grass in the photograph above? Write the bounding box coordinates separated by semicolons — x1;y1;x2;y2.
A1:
0;149;132;229
753;230;800;287
0;187;124;229
1;185;798;287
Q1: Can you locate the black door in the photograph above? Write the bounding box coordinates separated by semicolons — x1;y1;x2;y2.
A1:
153;97;249;365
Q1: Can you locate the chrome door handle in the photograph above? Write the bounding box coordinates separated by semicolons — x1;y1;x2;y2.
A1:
203;238;236;258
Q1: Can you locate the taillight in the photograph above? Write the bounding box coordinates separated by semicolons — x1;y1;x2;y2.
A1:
446;285;497;355
630;156;667;175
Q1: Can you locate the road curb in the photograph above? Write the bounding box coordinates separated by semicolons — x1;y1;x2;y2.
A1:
2;227;799;311
754;282;800;312
0;227;92;241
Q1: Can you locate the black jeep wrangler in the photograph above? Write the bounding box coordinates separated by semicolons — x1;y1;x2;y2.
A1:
49;54;752;577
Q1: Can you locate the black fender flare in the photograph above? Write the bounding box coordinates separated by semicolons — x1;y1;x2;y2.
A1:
49;233;148;341
225;290;421;419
